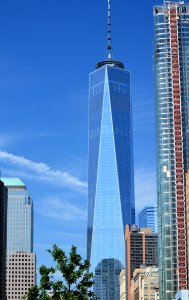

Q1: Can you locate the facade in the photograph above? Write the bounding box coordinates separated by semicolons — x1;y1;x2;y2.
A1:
120;269;126;300
125;225;158;300
175;290;189;300
0;181;7;300
87;59;135;300
138;206;158;233
7;252;36;299
154;2;189;299
186;172;189;291
1;178;36;299
94;258;122;299
131;266;159;300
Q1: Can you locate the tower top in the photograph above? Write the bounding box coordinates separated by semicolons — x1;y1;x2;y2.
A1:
107;0;112;60
96;0;124;69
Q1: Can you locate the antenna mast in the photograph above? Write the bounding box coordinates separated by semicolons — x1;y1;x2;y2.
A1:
96;0;124;69
107;0;112;60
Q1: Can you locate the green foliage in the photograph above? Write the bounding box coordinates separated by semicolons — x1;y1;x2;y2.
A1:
25;245;97;300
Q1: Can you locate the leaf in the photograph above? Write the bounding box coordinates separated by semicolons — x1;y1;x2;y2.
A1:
24;244;96;299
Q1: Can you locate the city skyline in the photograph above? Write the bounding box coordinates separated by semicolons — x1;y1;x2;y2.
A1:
0;0;162;271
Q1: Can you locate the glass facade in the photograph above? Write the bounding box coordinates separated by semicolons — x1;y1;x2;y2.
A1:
87;62;135;299
1;178;33;256
154;2;189;299
94;259;122;300
138;206;158;233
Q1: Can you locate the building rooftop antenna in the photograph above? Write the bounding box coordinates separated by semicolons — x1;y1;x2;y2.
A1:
107;0;112;60
96;0;124;69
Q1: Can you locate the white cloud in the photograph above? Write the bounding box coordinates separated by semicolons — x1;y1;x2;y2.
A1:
37;196;87;222
0;150;87;190
134;167;157;214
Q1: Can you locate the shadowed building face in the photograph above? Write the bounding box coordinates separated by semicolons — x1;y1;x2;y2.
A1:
0;181;7;300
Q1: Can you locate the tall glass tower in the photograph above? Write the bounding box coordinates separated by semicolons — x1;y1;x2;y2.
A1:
154;2;189;299
87;1;135;298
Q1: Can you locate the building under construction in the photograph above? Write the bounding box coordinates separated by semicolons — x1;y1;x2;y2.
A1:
154;1;189;299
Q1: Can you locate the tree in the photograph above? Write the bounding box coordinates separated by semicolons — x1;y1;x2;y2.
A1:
25;245;97;300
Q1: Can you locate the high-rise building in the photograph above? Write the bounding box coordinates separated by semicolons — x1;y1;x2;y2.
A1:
95;258;122;300
0;180;7;300
87;1;135;298
138;206;158;233
125;225;158;300
154;2;189;299
1;178;36;299
131;266;159;300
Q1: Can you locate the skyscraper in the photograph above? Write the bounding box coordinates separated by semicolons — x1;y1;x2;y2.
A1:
1;178;36;299
154;2;189;299
138;205;158;233
87;1;135;298
0;180;7;300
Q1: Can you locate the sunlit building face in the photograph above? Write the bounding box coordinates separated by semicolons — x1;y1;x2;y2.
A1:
87;61;135;299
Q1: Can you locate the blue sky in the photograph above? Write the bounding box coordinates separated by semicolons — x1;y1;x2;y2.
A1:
0;0;165;271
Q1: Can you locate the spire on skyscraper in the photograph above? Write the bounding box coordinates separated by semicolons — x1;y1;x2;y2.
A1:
96;0;124;69
107;0;112;60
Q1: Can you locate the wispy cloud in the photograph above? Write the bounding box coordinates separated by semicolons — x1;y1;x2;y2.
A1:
0;151;87;191
0;134;14;148
0;133;24;149
36;196;87;222
39;230;86;240
0;132;64;149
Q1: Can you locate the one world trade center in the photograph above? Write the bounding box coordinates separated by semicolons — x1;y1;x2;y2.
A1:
87;1;135;299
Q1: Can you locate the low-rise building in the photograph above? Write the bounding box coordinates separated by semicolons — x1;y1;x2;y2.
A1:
131;266;159;300
125;225;158;300
120;269;126;300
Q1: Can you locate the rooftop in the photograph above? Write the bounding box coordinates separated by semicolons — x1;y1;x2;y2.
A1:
96;60;124;70
1;178;26;187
